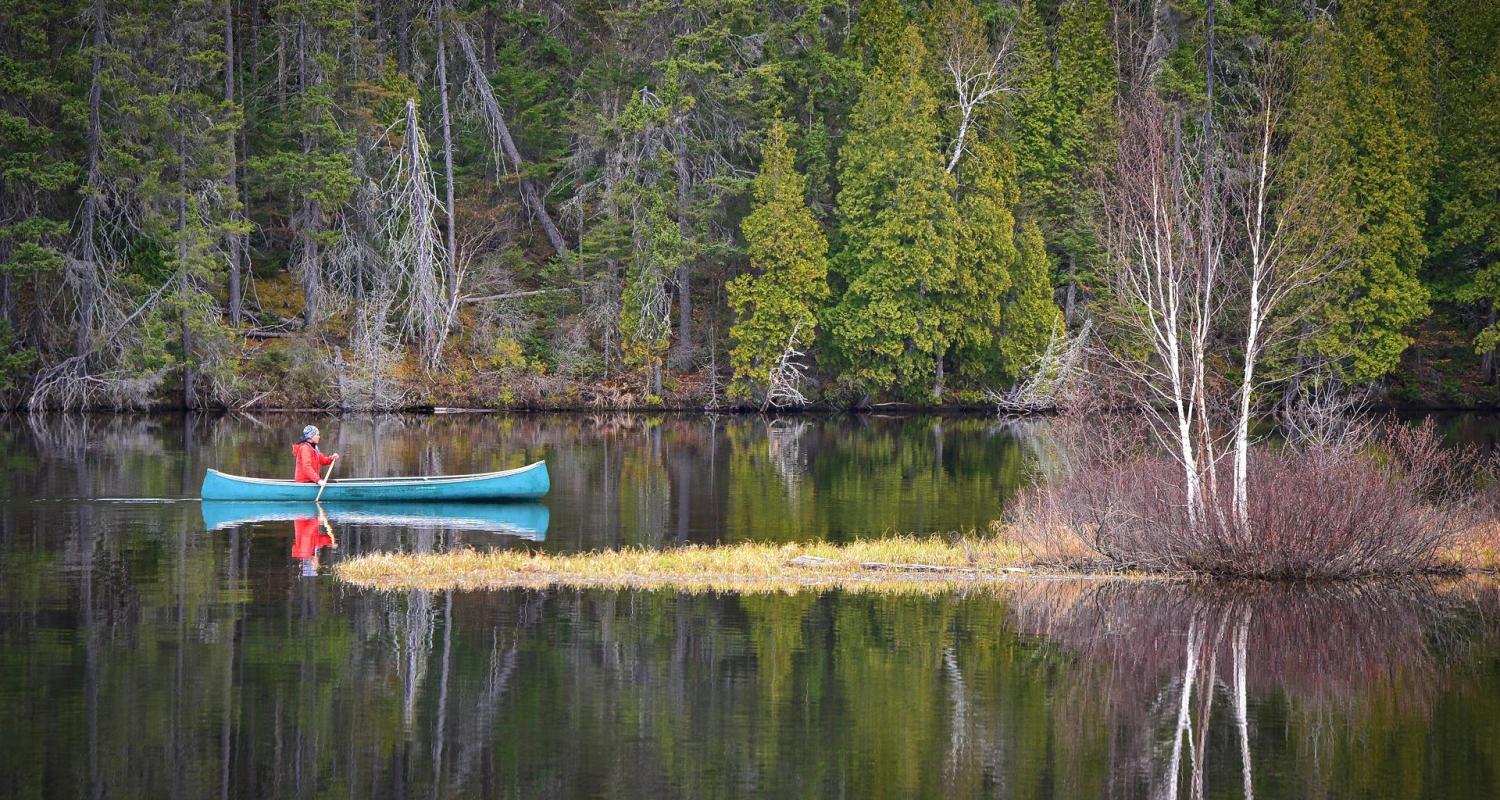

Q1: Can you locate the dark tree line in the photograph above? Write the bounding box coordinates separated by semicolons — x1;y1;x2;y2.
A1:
0;0;1495;409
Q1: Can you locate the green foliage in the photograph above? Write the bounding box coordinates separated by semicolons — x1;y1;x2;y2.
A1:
997;218;1063;381
1010;0;1114;315
727;120;829;400
950;138;1016;383
1291;2;1437;380
620;186;681;385
0;0;1495;407
0;321;36;394
826;25;962;399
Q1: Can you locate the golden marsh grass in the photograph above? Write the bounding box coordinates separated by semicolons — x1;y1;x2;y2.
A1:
332;534;1092;594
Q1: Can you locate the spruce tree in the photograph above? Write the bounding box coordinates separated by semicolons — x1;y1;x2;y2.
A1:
727;120;829;401
1291;1;1437;380
826;25;963;400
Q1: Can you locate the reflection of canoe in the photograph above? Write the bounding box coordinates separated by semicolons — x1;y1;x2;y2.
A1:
201;501;549;540
200;461;549;501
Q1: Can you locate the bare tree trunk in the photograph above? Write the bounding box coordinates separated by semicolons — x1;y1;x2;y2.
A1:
77;0;107;355
179;131;195;410
672;124;692;356
436;7;457;303
447;6;569;256
225;0;243;326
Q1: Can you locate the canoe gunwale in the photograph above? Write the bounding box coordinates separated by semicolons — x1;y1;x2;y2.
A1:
204;460;546;488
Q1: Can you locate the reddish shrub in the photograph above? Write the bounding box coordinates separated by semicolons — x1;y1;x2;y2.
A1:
1011;420;1483;578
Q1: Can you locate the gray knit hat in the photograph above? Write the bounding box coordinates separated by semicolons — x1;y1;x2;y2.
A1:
299;424;319;442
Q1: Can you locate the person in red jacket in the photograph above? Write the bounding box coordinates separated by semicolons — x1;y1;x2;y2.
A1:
292;508;337;577
293;424;340;484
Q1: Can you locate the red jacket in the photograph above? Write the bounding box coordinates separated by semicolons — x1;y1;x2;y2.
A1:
292;517;333;559
293;441;335;483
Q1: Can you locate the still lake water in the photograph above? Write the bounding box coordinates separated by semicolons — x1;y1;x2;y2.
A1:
2;412;1498;799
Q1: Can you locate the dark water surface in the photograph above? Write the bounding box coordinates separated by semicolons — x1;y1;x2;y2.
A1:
2;412;1498;799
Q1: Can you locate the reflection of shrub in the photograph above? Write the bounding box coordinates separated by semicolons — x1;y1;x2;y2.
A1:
1011;420;1482;578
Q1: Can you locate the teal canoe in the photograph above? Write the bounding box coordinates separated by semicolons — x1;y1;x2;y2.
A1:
199;460;549;502
201;501;549;540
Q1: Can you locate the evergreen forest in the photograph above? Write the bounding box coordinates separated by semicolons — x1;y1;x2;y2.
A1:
1;0;1497;409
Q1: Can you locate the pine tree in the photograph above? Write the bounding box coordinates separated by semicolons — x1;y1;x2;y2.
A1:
1291;1;1437;381
727;120;829;400
826;25;963;400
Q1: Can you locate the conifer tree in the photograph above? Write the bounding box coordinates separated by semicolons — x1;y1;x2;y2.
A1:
950;138;1016;384
620;185;680;397
728;120;829;401
826;25;963;400
998;217;1063;381
847;0;909;69
0;0;83;338
1429;1;1500;369
1011;0;1114;323
1291;0;1437;380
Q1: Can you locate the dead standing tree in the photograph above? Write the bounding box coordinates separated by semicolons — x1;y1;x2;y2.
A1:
382;99;452;371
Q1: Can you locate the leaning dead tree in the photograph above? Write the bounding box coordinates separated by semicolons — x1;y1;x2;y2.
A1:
936;1;1014;173
987;319;1091;414
446;1;569;256
761;323;811;412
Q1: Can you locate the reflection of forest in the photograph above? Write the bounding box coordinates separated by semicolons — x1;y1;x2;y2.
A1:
7;412;1038;550
5;415;1500;799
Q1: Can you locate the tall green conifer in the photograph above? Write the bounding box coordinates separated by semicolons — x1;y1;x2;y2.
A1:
1291;0;1437;380
827;25;963;400
728;121;829;400
998;218;1063;380
1011;0;1114;323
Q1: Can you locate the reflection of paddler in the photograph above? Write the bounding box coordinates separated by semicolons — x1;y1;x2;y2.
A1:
291;508;337;576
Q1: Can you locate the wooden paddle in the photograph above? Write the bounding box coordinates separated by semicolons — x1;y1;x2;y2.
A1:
314;458;337;502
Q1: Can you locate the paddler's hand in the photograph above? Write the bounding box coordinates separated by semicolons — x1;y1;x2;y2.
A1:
331;453;340;460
